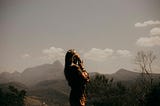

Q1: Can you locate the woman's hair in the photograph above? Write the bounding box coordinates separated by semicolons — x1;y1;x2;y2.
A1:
64;49;76;67
64;49;76;81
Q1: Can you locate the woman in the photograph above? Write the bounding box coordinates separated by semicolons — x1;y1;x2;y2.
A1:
64;49;89;106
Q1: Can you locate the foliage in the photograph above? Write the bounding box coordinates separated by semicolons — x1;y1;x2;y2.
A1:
135;50;156;86
0;85;26;106
145;82;160;106
86;74;160;106
86;74;128;106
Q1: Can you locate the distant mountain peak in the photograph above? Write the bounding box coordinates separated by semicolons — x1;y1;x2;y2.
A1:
20;60;65;85
110;68;140;81
52;60;63;67
12;71;20;75
0;72;10;75
115;68;132;74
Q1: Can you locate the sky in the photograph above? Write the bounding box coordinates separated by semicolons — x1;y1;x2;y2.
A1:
0;0;160;74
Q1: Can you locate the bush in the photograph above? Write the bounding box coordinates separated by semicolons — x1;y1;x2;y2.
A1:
0;85;26;106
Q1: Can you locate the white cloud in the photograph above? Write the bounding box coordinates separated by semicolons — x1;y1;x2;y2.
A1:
42;46;65;61
116;50;132;57
135;22;147;27
150;27;160;36
135;20;160;27
144;20;160;25
21;54;30;59
136;36;160;47
84;48;114;62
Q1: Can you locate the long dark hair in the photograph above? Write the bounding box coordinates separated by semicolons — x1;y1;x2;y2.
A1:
64;49;76;80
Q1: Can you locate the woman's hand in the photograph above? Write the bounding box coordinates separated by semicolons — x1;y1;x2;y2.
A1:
82;71;90;82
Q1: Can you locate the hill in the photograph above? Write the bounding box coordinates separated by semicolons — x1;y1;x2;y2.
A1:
1;62;160;106
0;60;65;86
109;68;140;81
28;79;70;106
21;60;64;85
0;71;21;83
0;81;28;92
108;68;160;82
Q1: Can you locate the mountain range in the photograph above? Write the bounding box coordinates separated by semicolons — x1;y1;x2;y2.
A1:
0;60;160;106
1;60;160;86
0;60;64;86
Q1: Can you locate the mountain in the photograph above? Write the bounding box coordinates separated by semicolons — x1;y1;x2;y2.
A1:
1;66;160;106
89;72;100;77
32;79;69;92
0;71;21;83
0;81;28;92
102;68;160;83
1;62;160;86
28;79;70;106
0;60;67;105
0;60;65;86
21;60;64;85
109;68;140;81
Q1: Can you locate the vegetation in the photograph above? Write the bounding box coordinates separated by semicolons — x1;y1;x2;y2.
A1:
86;74;160;106
86;50;159;106
86;74;127;106
0;50;159;106
135;50;156;87
1;75;160;106
0;85;26;106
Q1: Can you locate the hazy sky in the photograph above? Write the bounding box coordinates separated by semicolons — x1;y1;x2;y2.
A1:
0;0;160;73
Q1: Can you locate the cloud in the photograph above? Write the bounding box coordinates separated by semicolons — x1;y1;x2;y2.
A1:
135;20;160;27
150;27;160;36
84;48;114;62
116;50;132;57
42;46;65;61
41;47;132;63
136;36;160;47
135;23;147;27
21;54;30;59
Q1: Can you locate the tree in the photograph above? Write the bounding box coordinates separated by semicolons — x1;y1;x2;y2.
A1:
86;74;128;106
135;50;156;106
135;50;156;86
145;82;160;106
0;85;26;106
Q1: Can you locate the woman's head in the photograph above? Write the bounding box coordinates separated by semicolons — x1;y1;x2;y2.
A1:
65;49;76;66
65;49;81;67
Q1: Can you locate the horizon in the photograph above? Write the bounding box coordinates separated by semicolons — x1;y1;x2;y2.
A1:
0;60;159;75
0;0;160;74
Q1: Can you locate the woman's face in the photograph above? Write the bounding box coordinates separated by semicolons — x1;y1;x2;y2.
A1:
72;54;77;64
72;53;81;64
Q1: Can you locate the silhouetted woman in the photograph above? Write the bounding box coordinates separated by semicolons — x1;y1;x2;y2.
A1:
64;49;89;106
